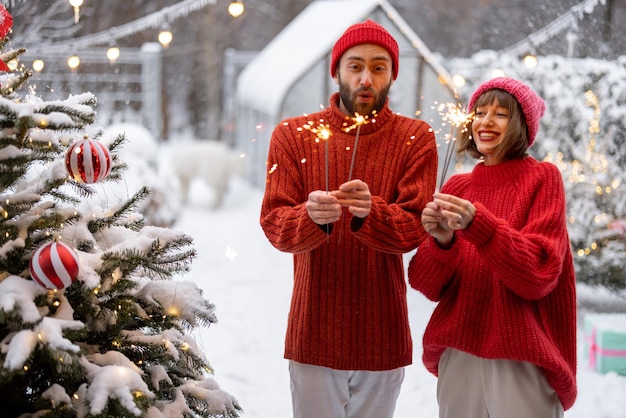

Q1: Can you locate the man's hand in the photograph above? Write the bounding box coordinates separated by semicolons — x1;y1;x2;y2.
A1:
330;179;372;219
306;190;342;225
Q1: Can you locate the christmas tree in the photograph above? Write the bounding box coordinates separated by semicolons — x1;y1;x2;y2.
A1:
0;5;241;417
542;88;625;291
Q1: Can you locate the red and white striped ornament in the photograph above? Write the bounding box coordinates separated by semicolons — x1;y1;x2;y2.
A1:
29;241;80;290
65;139;112;183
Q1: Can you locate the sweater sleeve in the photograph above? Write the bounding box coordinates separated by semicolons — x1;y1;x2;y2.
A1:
260;123;329;254
408;235;460;301
352;122;438;253
458;164;570;300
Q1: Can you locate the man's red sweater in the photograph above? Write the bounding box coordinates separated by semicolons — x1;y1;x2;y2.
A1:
260;92;438;371
408;157;577;410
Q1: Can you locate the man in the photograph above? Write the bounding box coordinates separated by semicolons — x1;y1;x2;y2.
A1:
260;19;438;418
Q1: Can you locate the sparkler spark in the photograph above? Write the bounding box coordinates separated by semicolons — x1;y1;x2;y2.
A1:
343;111;373;133
303;120;332;142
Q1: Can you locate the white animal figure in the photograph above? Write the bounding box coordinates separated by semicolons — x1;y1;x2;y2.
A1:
166;140;244;209
104;122;182;227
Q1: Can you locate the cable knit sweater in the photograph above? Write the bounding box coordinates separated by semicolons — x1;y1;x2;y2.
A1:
408;157;577;410
260;92;438;371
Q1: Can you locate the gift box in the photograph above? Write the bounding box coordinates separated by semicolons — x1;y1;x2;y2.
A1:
583;313;626;375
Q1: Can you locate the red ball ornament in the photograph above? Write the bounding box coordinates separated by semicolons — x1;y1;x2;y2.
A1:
0;4;13;39
29;241;80;290
65;139;112;184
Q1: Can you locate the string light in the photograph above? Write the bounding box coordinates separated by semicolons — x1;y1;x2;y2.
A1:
158;25;173;49
25;0;216;57
228;1;244;18
523;53;538;68
32;59;44;72
68;0;83;24
452;74;466;88
106;46;120;64
67;55;80;71
501;0;604;58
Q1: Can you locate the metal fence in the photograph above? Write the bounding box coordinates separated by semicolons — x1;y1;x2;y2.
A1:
19;43;163;139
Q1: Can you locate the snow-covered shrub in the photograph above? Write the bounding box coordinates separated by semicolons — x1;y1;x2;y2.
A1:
448;52;626;290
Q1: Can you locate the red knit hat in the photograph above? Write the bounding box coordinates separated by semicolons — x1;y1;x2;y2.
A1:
467;77;546;147
330;19;399;80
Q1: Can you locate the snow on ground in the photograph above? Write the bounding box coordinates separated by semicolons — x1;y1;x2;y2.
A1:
175;177;626;418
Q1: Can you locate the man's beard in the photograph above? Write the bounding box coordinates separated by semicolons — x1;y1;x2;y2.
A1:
338;80;390;117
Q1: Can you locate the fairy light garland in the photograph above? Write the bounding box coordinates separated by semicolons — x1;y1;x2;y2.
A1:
500;0;605;57
545;89;620;258
23;0;217;55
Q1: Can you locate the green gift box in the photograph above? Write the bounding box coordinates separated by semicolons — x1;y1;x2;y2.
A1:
583;313;626;375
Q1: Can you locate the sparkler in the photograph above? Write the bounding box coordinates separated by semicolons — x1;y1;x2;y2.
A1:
331;112;372;244
303;120;332;193
303;120;332;241
437;102;473;190
302;113;371;243
344;112;372;182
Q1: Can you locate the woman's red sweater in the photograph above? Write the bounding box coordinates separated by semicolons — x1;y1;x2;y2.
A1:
260;92;438;371
408;157;577;410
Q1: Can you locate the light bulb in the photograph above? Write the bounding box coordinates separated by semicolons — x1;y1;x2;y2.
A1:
32;59;45;72
523;54;538;68
158;29;173;48
69;0;83;23
452;74;466;88
228;1;244;18
67;55;80;70
107;46;120;63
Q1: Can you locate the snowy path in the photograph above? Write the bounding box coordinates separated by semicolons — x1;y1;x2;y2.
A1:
176;179;626;418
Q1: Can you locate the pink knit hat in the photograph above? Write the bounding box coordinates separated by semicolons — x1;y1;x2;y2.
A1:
330;19;399;80
467;77;546;147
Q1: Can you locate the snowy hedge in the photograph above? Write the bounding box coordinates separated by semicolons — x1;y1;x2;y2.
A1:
448;52;626;290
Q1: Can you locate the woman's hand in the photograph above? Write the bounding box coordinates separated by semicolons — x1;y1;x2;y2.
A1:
421;193;476;247
421;200;453;247
433;193;476;230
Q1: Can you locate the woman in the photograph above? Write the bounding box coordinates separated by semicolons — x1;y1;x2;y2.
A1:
408;77;577;417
